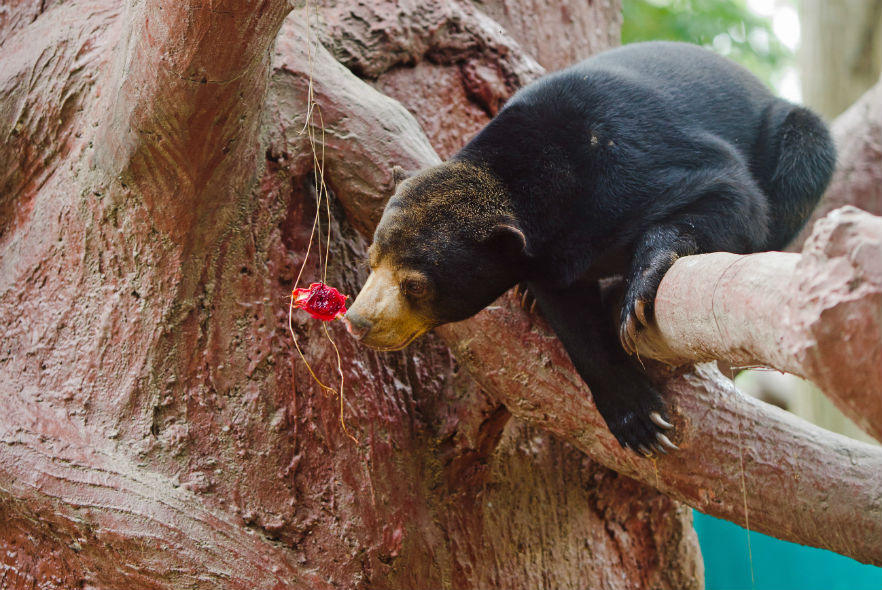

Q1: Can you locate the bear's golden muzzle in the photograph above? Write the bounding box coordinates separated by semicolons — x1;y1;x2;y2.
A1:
344;265;435;351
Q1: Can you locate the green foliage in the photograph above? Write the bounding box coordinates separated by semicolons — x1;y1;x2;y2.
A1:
622;0;792;90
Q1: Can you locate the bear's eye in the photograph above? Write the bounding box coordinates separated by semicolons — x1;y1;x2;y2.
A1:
402;277;428;298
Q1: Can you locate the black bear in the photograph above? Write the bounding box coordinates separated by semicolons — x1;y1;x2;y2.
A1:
344;41;835;455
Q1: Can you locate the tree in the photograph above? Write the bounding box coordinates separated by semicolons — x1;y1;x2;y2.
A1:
0;2;879;589
782;0;882;442
0;1;699;587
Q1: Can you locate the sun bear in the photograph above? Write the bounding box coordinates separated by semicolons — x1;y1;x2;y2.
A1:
343;41;835;455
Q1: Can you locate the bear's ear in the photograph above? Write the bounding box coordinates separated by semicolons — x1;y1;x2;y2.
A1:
486;223;531;258
391;166;414;190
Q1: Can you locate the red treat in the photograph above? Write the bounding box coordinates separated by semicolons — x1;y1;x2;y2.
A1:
292;282;348;321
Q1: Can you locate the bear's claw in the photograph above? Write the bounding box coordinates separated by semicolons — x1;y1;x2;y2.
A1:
656;432;678;450
619;296;651;356
628;430;679;458
634;298;649;325
650;411;673;430
513;283;537;313
640;421;678;457
598;389;679;457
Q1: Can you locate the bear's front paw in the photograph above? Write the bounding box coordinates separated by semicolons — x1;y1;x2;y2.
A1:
620;248;683;355
619;293;652;356
594;383;678;456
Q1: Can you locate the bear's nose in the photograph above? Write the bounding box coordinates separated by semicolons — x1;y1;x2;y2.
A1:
343;311;372;341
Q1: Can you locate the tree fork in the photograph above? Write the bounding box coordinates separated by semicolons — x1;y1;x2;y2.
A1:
93;0;293;247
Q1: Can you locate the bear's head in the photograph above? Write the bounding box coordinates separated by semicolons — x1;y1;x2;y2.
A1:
345;160;530;351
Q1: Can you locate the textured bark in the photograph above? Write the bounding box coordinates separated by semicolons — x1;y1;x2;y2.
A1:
0;0;61;46
631;207;882;441
793;79;882;248
317;0;546;160
477;0;622;71
784;79;882;442
0;0;705;588
438;314;882;567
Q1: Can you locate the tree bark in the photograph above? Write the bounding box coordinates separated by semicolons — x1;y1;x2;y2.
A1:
784;73;882;443
0;1;707;588
4;0;879;585
793;79;882;248
476;0;622;72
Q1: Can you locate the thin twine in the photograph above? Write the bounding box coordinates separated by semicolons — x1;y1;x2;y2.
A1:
736;421;755;588
289;1;357;444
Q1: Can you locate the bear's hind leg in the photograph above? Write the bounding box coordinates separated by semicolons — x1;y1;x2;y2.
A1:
528;278;677;455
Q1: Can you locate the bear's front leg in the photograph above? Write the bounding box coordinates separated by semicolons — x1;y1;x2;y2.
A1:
528;278;677;455
618;185;766;356
619;224;699;355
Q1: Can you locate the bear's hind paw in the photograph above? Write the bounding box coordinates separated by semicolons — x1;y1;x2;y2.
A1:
602;397;679;457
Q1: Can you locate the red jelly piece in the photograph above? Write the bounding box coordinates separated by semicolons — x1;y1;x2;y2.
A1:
292;282;348;321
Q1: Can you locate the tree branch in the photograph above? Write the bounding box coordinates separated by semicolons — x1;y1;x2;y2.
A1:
0;1;119;232
271;17;442;236
439;318;882;566
298;23;882;564
316;0;543;88
633;207;882;441
477;0;622;71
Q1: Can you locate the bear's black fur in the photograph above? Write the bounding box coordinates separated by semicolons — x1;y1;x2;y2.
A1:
354;41;835;454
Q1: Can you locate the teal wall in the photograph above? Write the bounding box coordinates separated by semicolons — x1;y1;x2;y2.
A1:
693;511;882;590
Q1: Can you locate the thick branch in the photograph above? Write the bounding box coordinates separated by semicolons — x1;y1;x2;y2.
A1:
316;0;543;88
478;0;622;71
439;318;882;566
271;17;442;236
633;207;882;440
301;23;882;564
0;1;118;233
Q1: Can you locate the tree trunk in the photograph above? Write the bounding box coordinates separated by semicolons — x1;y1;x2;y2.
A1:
799;0;882;120
0;1;705;588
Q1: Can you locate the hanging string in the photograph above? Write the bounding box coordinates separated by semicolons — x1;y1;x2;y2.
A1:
288;1;357;443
